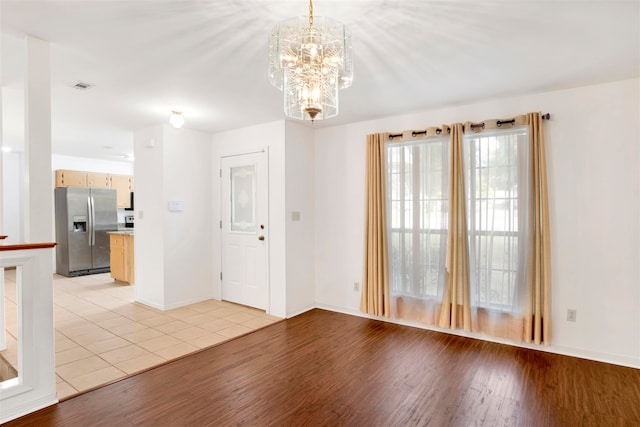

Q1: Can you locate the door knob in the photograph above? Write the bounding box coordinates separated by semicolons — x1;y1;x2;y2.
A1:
258;235;265;241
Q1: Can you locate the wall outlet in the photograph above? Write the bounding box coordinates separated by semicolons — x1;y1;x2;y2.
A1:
353;282;360;292
567;309;577;322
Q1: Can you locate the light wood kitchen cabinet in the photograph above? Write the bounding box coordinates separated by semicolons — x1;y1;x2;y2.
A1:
110;174;134;208
86;172;110;188
55;170;87;187
110;233;134;284
55;169;133;208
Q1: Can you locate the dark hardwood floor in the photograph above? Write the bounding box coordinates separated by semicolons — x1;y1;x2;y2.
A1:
7;309;640;426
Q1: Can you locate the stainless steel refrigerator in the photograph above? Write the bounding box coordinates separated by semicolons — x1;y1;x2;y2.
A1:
55;187;118;276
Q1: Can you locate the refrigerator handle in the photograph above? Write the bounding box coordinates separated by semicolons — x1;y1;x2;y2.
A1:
89;196;95;246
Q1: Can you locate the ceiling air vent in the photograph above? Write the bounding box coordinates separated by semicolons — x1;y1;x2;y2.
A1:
71;81;95;90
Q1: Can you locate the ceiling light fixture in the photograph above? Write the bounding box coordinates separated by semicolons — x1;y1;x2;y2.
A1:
169;111;185;129
269;0;353;123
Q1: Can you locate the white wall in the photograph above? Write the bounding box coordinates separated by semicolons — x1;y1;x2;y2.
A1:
284;121;316;315
314;123;368;313
314;78;640;368
2;152;24;244
52;154;133;175
211;121;288;317
163;126;214;307
23;36;52;244
210;120;317;318
134;125;214;310
133;125;165;307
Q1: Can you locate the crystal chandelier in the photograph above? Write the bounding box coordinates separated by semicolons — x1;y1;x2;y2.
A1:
269;0;353;122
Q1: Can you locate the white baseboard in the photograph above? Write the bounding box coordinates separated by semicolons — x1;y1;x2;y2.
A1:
544;345;640;369
135;298;165;310
314;303;640;369
136;294;215;311
286;304;315;319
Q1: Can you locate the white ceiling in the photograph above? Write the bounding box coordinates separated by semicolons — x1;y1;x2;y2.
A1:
1;0;638;161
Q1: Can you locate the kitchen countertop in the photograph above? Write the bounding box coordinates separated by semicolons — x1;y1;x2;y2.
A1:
108;230;135;236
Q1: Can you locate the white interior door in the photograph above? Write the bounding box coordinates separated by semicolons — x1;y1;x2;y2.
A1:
221;152;268;310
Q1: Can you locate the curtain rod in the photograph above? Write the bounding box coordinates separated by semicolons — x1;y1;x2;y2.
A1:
388;113;551;140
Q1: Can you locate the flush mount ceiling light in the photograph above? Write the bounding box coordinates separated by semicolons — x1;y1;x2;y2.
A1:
269;0;353;122
169;111;185;129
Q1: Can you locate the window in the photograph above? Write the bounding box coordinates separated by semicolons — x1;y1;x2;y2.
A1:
386;137;449;300
367;114;548;342
385;127;530;313
463;127;530;313
230;165;257;232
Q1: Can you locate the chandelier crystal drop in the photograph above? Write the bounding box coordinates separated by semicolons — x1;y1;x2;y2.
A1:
269;0;353;122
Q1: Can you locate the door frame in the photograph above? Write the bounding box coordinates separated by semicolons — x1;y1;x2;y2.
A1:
218;148;270;313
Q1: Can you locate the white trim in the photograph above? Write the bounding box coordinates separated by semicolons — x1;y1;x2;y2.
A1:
221;149;265;159
0;394;58;424
286;304;315;319
0;268;5;351
265;146;271;315
135;298;165;311
136;294;215;311
0;247;57;422
219;149;270;312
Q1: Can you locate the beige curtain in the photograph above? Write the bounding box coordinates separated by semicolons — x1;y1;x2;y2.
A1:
458;114;551;344
438;123;472;331
462;115;529;342
388;126;451;326
361;133;390;317
525;112;551;344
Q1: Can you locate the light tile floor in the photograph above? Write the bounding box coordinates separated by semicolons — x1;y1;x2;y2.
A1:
1;270;281;399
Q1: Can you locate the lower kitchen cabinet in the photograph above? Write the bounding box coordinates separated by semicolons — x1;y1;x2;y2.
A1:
109;233;134;284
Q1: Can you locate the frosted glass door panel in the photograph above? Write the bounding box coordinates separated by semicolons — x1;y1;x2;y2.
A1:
230;165;256;232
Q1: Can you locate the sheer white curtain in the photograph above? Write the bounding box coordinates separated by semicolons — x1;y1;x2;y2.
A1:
463;125;531;339
386;134;449;325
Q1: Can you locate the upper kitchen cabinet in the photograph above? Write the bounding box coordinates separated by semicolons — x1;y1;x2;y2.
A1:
55;170;110;189
110;174;134;208
55;169;87;187
86;172;111;189
55;169;134;209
